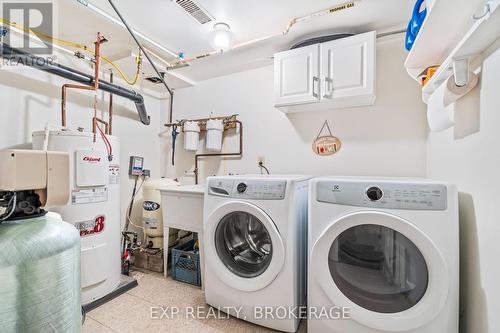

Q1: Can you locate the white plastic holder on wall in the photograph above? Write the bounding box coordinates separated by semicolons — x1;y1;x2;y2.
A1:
452;58;470;87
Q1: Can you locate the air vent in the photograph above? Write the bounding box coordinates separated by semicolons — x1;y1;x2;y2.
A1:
176;0;213;25
145;72;166;84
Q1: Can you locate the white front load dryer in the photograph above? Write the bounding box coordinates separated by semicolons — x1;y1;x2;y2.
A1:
203;175;311;332
308;177;459;333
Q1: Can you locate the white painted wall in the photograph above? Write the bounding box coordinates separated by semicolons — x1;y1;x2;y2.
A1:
162;37;428;181
427;43;500;333
0;55;163;234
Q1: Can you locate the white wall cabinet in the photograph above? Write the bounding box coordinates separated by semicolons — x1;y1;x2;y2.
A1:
273;44;320;106
274;31;376;112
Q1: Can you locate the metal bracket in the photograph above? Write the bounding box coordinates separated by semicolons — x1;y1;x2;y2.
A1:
165;114;239;132
473;1;491;20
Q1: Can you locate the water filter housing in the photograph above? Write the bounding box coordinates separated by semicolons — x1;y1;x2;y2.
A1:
206;119;224;151
183;121;200;151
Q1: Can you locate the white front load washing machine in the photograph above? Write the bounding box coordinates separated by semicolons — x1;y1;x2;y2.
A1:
204;175;311;332
308;177;459;333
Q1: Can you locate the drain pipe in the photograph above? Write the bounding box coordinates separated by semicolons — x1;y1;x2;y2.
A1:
0;43;150;125
107;0;175;123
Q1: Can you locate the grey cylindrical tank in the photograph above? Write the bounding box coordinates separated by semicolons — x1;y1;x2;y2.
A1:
0;212;81;333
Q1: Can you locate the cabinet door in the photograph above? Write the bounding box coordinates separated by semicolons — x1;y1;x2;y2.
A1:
320;31;375;101
274;44;320;106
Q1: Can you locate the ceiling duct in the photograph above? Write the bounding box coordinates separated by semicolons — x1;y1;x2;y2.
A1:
176;0;214;24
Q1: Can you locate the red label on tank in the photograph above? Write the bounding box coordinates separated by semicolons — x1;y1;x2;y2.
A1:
75;215;105;237
83;156;101;163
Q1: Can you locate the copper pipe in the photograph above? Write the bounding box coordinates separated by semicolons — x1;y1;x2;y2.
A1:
194;120;243;184
93;32;102;142
94;33;101;91
93;117;109;134
60;33;103;131
61;83;95;127
108;71;113;135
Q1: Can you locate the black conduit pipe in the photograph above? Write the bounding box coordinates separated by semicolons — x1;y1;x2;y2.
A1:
0;43;150;125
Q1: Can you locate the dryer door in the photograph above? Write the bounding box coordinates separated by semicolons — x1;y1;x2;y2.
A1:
205;201;285;292
311;211;449;332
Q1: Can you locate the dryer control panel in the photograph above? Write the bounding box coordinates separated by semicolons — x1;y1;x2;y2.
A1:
208;178;287;200
316;180;447;210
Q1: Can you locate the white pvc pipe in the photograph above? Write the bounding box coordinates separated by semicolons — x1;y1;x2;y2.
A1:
42;123;67;151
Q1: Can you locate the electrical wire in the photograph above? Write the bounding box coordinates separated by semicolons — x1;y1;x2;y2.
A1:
258;162;270;175
0;18;143;85
0;193;17;222
95;122;113;161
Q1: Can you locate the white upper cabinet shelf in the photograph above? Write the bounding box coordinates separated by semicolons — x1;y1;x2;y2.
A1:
404;0;500;103
420;0;500;102
404;0;485;82
274;31;376;113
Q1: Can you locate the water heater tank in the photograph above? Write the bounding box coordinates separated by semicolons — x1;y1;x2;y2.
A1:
142;178;178;248
0;213;81;332
32;130;121;305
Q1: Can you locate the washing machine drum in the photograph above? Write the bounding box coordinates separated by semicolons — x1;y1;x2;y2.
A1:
215;211;273;278
328;224;429;313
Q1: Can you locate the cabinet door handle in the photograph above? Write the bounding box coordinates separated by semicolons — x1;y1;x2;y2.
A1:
312;76;319;98
323;76;333;98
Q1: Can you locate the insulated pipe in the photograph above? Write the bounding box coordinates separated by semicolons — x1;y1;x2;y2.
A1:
0;43;150;125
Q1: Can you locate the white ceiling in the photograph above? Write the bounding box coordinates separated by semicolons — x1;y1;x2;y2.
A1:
56;0;414;91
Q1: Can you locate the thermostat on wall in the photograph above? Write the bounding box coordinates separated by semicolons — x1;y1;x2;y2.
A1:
129;156;144;176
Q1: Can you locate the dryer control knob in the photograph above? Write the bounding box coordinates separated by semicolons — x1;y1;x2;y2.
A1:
366;187;383;201
237;183;247;193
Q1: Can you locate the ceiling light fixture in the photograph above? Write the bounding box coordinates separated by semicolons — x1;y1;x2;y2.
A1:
209;22;235;52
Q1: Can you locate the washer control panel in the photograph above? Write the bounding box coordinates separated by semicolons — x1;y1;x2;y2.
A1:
208;178;286;200
317;180;447;210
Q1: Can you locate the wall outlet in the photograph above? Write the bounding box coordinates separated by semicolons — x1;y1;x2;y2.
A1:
257;156;266;165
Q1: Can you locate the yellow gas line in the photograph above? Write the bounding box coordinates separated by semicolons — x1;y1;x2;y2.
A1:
0;17;143;85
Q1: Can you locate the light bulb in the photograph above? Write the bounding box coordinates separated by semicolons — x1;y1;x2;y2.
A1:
209;22;235;52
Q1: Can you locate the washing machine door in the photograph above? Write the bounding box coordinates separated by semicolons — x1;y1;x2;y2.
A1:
311;211;449;332
205;201;285;292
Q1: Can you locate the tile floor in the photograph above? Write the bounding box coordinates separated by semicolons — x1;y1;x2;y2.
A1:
83;270;306;333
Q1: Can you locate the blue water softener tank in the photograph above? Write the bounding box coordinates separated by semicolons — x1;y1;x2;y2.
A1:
405;0;427;50
0;213;81;333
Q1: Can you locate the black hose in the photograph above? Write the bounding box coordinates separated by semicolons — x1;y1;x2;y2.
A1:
259;162;270;175
0;43;151;125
